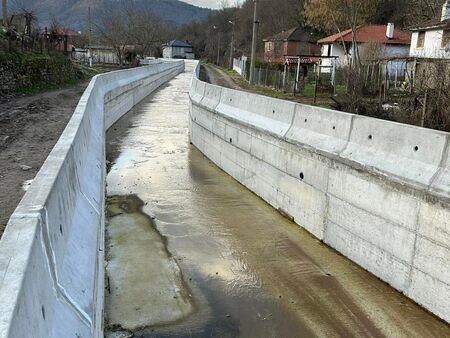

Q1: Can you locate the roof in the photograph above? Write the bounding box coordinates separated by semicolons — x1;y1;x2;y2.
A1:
264;27;315;43
318;25;411;45
166;39;193;48
410;18;450;31
47;28;80;36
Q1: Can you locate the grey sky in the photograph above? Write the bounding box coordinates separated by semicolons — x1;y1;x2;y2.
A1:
181;0;238;9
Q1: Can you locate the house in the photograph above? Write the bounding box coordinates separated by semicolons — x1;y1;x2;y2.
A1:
263;27;321;64
318;24;411;72
409;0;450;59
45;27;80;52
162;40;194;59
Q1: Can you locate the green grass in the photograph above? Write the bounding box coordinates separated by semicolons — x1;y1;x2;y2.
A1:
16;78;81;95
212;64;337;108
14;61;101;95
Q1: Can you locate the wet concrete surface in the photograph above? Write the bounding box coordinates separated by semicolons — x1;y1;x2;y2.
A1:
105;63;450;337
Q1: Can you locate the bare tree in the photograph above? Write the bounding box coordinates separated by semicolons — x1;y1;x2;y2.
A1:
95;4;133;66
95;1;167;65
128;8;165;58
305;0;380;68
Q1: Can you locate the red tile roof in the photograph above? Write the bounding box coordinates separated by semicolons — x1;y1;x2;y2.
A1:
318;25;411;45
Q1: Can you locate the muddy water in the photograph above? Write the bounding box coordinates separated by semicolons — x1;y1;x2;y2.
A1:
105;64;450;337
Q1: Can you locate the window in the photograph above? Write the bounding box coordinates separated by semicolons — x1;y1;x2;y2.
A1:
327;44;332;56
442;30;450;48
417;31;425;48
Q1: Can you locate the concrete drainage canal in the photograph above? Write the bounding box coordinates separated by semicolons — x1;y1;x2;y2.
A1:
103;67;450;337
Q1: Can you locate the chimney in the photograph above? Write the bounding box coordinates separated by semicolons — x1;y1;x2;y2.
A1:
442;0;450;22
386;23;394;40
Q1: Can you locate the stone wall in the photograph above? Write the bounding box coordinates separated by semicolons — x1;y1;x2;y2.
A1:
0;53;76;93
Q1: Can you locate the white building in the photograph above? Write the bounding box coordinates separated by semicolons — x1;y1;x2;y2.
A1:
162;40;195;59
409;0;450;59
318;24;411;73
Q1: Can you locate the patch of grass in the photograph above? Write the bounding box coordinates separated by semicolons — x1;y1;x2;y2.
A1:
16;78;81;95
212;64;336;108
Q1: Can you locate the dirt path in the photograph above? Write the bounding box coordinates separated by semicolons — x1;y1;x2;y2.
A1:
0;83;89;237
201;64;242;90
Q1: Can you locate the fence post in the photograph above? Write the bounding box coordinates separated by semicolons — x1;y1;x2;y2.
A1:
265;65;269;86
421;90;428;127
314;63;320;104
332;59;337;95
411;58;417;94
395;68;398;90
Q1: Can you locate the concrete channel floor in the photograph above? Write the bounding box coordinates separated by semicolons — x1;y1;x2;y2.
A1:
104;62;450;337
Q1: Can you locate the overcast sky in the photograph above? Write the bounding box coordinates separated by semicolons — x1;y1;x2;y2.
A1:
181;0;238;9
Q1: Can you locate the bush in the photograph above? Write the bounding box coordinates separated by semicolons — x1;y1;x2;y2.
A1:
0;52;77;93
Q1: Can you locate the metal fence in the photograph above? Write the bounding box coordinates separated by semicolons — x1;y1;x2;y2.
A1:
241;62;409;98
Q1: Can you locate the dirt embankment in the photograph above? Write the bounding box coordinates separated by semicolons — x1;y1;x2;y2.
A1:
0;84;88;237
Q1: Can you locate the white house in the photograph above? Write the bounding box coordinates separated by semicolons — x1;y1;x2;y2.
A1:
162;40;195;59
318;24;411;73
409;0;450;59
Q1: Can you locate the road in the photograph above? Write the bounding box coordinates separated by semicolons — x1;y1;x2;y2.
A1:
104;62;450;338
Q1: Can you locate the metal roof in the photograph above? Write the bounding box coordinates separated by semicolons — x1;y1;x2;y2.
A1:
166;39;193;48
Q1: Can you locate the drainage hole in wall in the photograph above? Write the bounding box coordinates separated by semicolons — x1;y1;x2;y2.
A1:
368;134;373;140
273;110;276;114
229;138;233;143
304;118;308;123
332;126;336;130
299;172;304;180
230;98;233;102
41;305;46;320
59;224;63;235
414;146;419;152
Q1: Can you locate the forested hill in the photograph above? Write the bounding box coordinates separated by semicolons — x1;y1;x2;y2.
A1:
4;0;213;30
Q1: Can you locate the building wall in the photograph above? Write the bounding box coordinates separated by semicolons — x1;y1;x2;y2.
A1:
320;43;347;72
410;30;450;59
163;47;173;59
264;41;320;63
321;42;409;74
163;46;194;59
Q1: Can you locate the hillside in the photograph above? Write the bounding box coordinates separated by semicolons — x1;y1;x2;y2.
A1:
4;0;213;30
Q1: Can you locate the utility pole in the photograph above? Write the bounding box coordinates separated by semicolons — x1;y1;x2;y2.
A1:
213;25;221;66
88;6;93;67
2;0;8;28
229;20;235;69
249;0;258;85
217;32;221;65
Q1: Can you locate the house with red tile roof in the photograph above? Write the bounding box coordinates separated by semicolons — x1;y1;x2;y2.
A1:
317;24;411;72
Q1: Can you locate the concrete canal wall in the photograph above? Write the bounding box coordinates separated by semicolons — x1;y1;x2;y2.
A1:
189;65;450;323
0;60;184;338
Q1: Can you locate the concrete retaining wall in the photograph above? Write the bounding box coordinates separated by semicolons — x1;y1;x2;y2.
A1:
189;65;450;323
0;60;184;338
